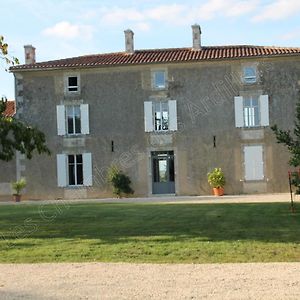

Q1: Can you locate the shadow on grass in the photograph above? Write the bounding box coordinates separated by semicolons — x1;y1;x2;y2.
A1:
0;202;299;247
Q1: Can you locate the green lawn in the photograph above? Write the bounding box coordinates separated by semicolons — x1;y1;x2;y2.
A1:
0;202;299;263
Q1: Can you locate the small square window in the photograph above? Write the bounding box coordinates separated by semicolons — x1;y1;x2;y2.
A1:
68;76;78;92
153;70;166;89
243;66;257;84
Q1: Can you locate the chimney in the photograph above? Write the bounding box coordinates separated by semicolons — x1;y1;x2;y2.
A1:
191;24;201;50
24;45;36;64
124;29;134;54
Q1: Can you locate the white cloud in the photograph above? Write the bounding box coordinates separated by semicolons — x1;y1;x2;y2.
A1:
43;21;94;40
252;0;300;22
146;4;186;22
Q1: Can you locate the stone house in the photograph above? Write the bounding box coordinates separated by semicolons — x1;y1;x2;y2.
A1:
9;25;300;199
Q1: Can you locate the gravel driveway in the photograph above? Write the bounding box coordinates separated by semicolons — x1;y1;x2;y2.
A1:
1;262;300;299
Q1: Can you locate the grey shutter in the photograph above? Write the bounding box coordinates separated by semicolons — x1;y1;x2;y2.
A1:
244;146;264;180
80;104;90;134
144;101;153;132
83;153;92;186
168;100;177;131
57;154;67;187
234;96;244;127
56;105;66;135
259;95;269;126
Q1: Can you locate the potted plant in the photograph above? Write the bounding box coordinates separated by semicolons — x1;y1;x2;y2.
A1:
11;178;26;202
207;168;225;196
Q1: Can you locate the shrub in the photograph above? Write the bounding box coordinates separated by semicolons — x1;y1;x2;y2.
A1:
107;165;134;197
207;168;225;188
11;178;26;195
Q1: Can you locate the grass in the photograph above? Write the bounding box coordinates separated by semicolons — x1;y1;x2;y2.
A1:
0;202;299;263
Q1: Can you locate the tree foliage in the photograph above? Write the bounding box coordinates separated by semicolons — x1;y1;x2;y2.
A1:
0;35;50;161
0;35;19;70
271;91;300;167
0;98;50;161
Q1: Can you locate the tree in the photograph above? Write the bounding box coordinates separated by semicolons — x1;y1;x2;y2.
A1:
0;36;50;161
271;91;300;167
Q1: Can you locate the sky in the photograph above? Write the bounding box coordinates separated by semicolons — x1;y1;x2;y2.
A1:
1;0;300;100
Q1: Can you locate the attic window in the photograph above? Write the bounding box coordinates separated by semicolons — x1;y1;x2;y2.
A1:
68;76;78;92
243;66;257;84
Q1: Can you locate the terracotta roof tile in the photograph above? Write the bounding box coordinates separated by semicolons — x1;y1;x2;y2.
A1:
3;101;15;117
10;45;300;71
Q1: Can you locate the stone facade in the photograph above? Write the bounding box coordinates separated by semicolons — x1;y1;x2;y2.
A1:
10;31;300;200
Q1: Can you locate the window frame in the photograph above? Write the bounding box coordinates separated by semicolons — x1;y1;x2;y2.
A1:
64;73;81;95
242;65;257;84
66;105;82;136
67;154;84;187
153;101;169;132
243;96;260;128
152;69;167;90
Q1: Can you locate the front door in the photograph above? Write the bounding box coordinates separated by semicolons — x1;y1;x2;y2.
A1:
152;151;175;194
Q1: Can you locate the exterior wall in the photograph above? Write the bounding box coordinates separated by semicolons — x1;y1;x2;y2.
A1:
14;55;300;199
0;159;15;200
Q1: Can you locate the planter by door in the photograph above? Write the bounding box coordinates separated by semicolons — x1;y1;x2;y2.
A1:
213;187;224;196
13;194;21;202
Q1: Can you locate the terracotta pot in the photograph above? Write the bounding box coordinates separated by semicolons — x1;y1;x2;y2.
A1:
213;187;224;196
13;194;21;202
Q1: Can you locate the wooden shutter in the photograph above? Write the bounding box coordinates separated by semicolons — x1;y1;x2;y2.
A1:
80;104;90;134
83;153;92;186
168;100;177;131
259;95;269;126
56;105;66;135
244;145;264;180
234;96;244;127
57;154;67;187
144;101;153;132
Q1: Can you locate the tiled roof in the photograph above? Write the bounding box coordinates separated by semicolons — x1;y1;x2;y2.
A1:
3;101;15;117
10;45;300;71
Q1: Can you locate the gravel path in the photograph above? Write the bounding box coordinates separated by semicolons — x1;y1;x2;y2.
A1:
1;262;300;299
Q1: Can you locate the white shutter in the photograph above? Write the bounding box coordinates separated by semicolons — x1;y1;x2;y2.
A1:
168;100;177;131
144;101;153;132
259;95;269;126
80;104;90;134
56;105;66;135
234;96;244;128
83;153;92;186
57;154;67;187
244;145;264;180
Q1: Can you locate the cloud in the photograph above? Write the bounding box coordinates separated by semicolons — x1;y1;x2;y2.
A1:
101;8;144;25
135;22;151;32
252;0;300;22
43;21;94;40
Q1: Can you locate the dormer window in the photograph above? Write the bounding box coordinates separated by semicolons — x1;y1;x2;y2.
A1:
68;76;78;92
243;66;257;84
152;70;167;90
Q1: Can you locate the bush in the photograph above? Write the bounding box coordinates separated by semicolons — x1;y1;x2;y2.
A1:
107;165;134;197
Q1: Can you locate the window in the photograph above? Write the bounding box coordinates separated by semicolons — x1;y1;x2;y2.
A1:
243;66;257;84
144;100;177;132
68;154;83;186
154;101;169;131
243;96;259;127
234;95;269;128
68;76;78;92
56;104;89;136
57;153;92;187
66;105;81;134
152;70;166;89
